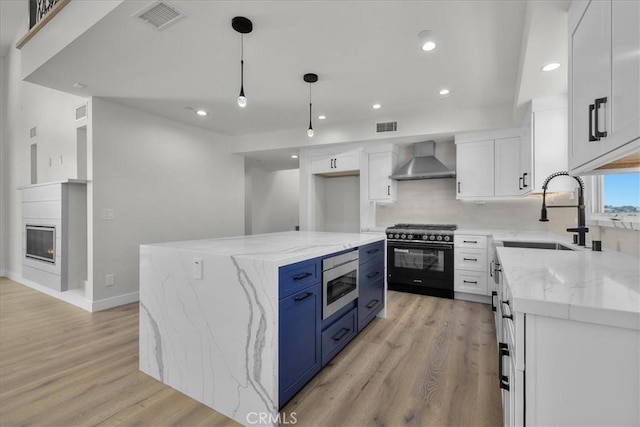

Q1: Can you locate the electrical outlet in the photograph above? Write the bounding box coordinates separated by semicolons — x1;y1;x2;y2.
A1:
105;274;115;287
102;208;115;220
192;258;203;280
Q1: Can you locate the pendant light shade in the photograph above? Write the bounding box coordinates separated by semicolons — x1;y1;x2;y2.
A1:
304;73;318;138
232;17;253;108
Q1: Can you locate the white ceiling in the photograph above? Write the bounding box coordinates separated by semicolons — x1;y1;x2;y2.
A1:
4;0;569;169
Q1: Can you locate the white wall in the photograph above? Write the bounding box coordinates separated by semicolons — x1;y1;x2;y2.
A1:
0;37;88;280
245;166;299;235
90;98;245;301
316;176;360;233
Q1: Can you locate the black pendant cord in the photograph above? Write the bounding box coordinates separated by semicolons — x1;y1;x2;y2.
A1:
308;84;313;130
239;35;245;96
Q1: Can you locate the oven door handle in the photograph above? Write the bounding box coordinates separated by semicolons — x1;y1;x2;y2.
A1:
388;243;453;251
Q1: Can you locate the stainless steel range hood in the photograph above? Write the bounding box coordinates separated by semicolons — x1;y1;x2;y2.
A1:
389;141;456;180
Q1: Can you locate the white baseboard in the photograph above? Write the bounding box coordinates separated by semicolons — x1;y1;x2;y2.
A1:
92;292;139;311
3;270;139;312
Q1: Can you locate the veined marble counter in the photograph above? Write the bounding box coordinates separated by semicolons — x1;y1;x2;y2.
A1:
496;246;640;330
139;231;385;426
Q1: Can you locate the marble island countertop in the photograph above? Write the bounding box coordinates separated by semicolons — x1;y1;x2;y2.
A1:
497;246;640;330
146;230;385;265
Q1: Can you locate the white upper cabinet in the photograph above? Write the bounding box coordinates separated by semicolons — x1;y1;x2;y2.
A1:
310;150;360;175
455;128;528;199
368;151;397;202
569;0;639;172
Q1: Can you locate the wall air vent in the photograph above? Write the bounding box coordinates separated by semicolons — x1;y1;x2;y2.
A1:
376;121;398;133
135;1;186;31
75;103;88;121
30;127;37;138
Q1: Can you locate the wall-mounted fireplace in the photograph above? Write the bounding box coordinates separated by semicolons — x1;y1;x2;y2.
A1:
26;225;56;264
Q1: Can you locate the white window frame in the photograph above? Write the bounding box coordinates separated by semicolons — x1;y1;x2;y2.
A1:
585;175;640;230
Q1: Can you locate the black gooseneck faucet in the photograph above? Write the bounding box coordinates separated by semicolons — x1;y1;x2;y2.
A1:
539;171;589;246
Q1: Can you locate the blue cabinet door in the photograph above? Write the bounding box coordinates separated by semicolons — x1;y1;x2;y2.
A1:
279;282;322;407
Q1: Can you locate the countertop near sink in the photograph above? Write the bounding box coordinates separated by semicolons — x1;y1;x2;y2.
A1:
496;246;640;330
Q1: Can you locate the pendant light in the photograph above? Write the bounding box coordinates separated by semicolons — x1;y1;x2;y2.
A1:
232;17;253;108
304;73;318;137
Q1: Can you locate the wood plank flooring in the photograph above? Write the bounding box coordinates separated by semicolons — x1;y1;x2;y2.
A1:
0;277;502;426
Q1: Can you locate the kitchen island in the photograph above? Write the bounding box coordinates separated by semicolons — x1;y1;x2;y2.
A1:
139;231;385;425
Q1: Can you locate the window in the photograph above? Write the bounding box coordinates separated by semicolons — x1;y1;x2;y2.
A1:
602;173;639;213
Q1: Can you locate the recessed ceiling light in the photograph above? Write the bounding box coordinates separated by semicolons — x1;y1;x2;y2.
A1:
418;30;436;52
291;155;299;159
72;82;87;89
195;110;208;116
541;62;561;72
372;104;382;109
318;115;326;120
439;88;450;96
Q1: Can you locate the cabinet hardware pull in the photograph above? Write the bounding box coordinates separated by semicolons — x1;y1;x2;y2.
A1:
490;260;494;277
457;182;461;193
499;342;510;391
519;176;523;190
502;301;513;319
594;97;608;138
294;291;313;301
366;248;379;254
334;158;338;169
463;240;477;244
413;279;423;283
332;327;350;341
366;271;380;279
463;257;478;261
522;172;528;188
366;299;380;309
463;280;478;284
292;272;312;281
588;103;598;141
491;291;497;312
388;185;391;196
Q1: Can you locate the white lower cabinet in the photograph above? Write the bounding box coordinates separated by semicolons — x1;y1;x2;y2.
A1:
454;234;491;297
497;279;639;426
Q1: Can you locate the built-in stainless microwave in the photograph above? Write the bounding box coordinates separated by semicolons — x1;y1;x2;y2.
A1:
322;250;359;320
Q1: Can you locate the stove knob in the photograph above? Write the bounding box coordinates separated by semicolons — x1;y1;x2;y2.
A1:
388;233;394;239
407;234;413;240
437;235;443;241
401;234;406;239
429;235;435;240
394;234;400;239
444;235;450;241
422;235;429;240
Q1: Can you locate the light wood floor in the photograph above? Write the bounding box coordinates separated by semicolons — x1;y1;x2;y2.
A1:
0;277;502;426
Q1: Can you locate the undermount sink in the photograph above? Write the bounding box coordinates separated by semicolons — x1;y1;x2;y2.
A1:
502;241;577;251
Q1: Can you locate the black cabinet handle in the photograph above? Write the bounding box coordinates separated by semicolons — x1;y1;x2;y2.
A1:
499;342;510;391
463;257;478;262
457;182;461;193
294;291;313;302
522;172;528;188
463;280;478;284
519;176;523;190
490;260;494;277
387;185;391;196
332;327;350;341
366;271;380;279
491;291;497;312
595;97;608;138
366;248;380;254
463;240;477;244
366;299;380;309
292;272;312;281
589;103;598;141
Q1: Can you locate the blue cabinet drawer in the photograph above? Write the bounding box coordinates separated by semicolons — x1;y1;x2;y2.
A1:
359;240;385;266
358;278;384;332
360;260;384;289
279;257;321;299
321;307;357;367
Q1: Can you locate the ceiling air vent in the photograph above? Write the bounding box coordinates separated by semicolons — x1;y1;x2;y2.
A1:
376;121;398;133
75;103;88;121
135;1;185;31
